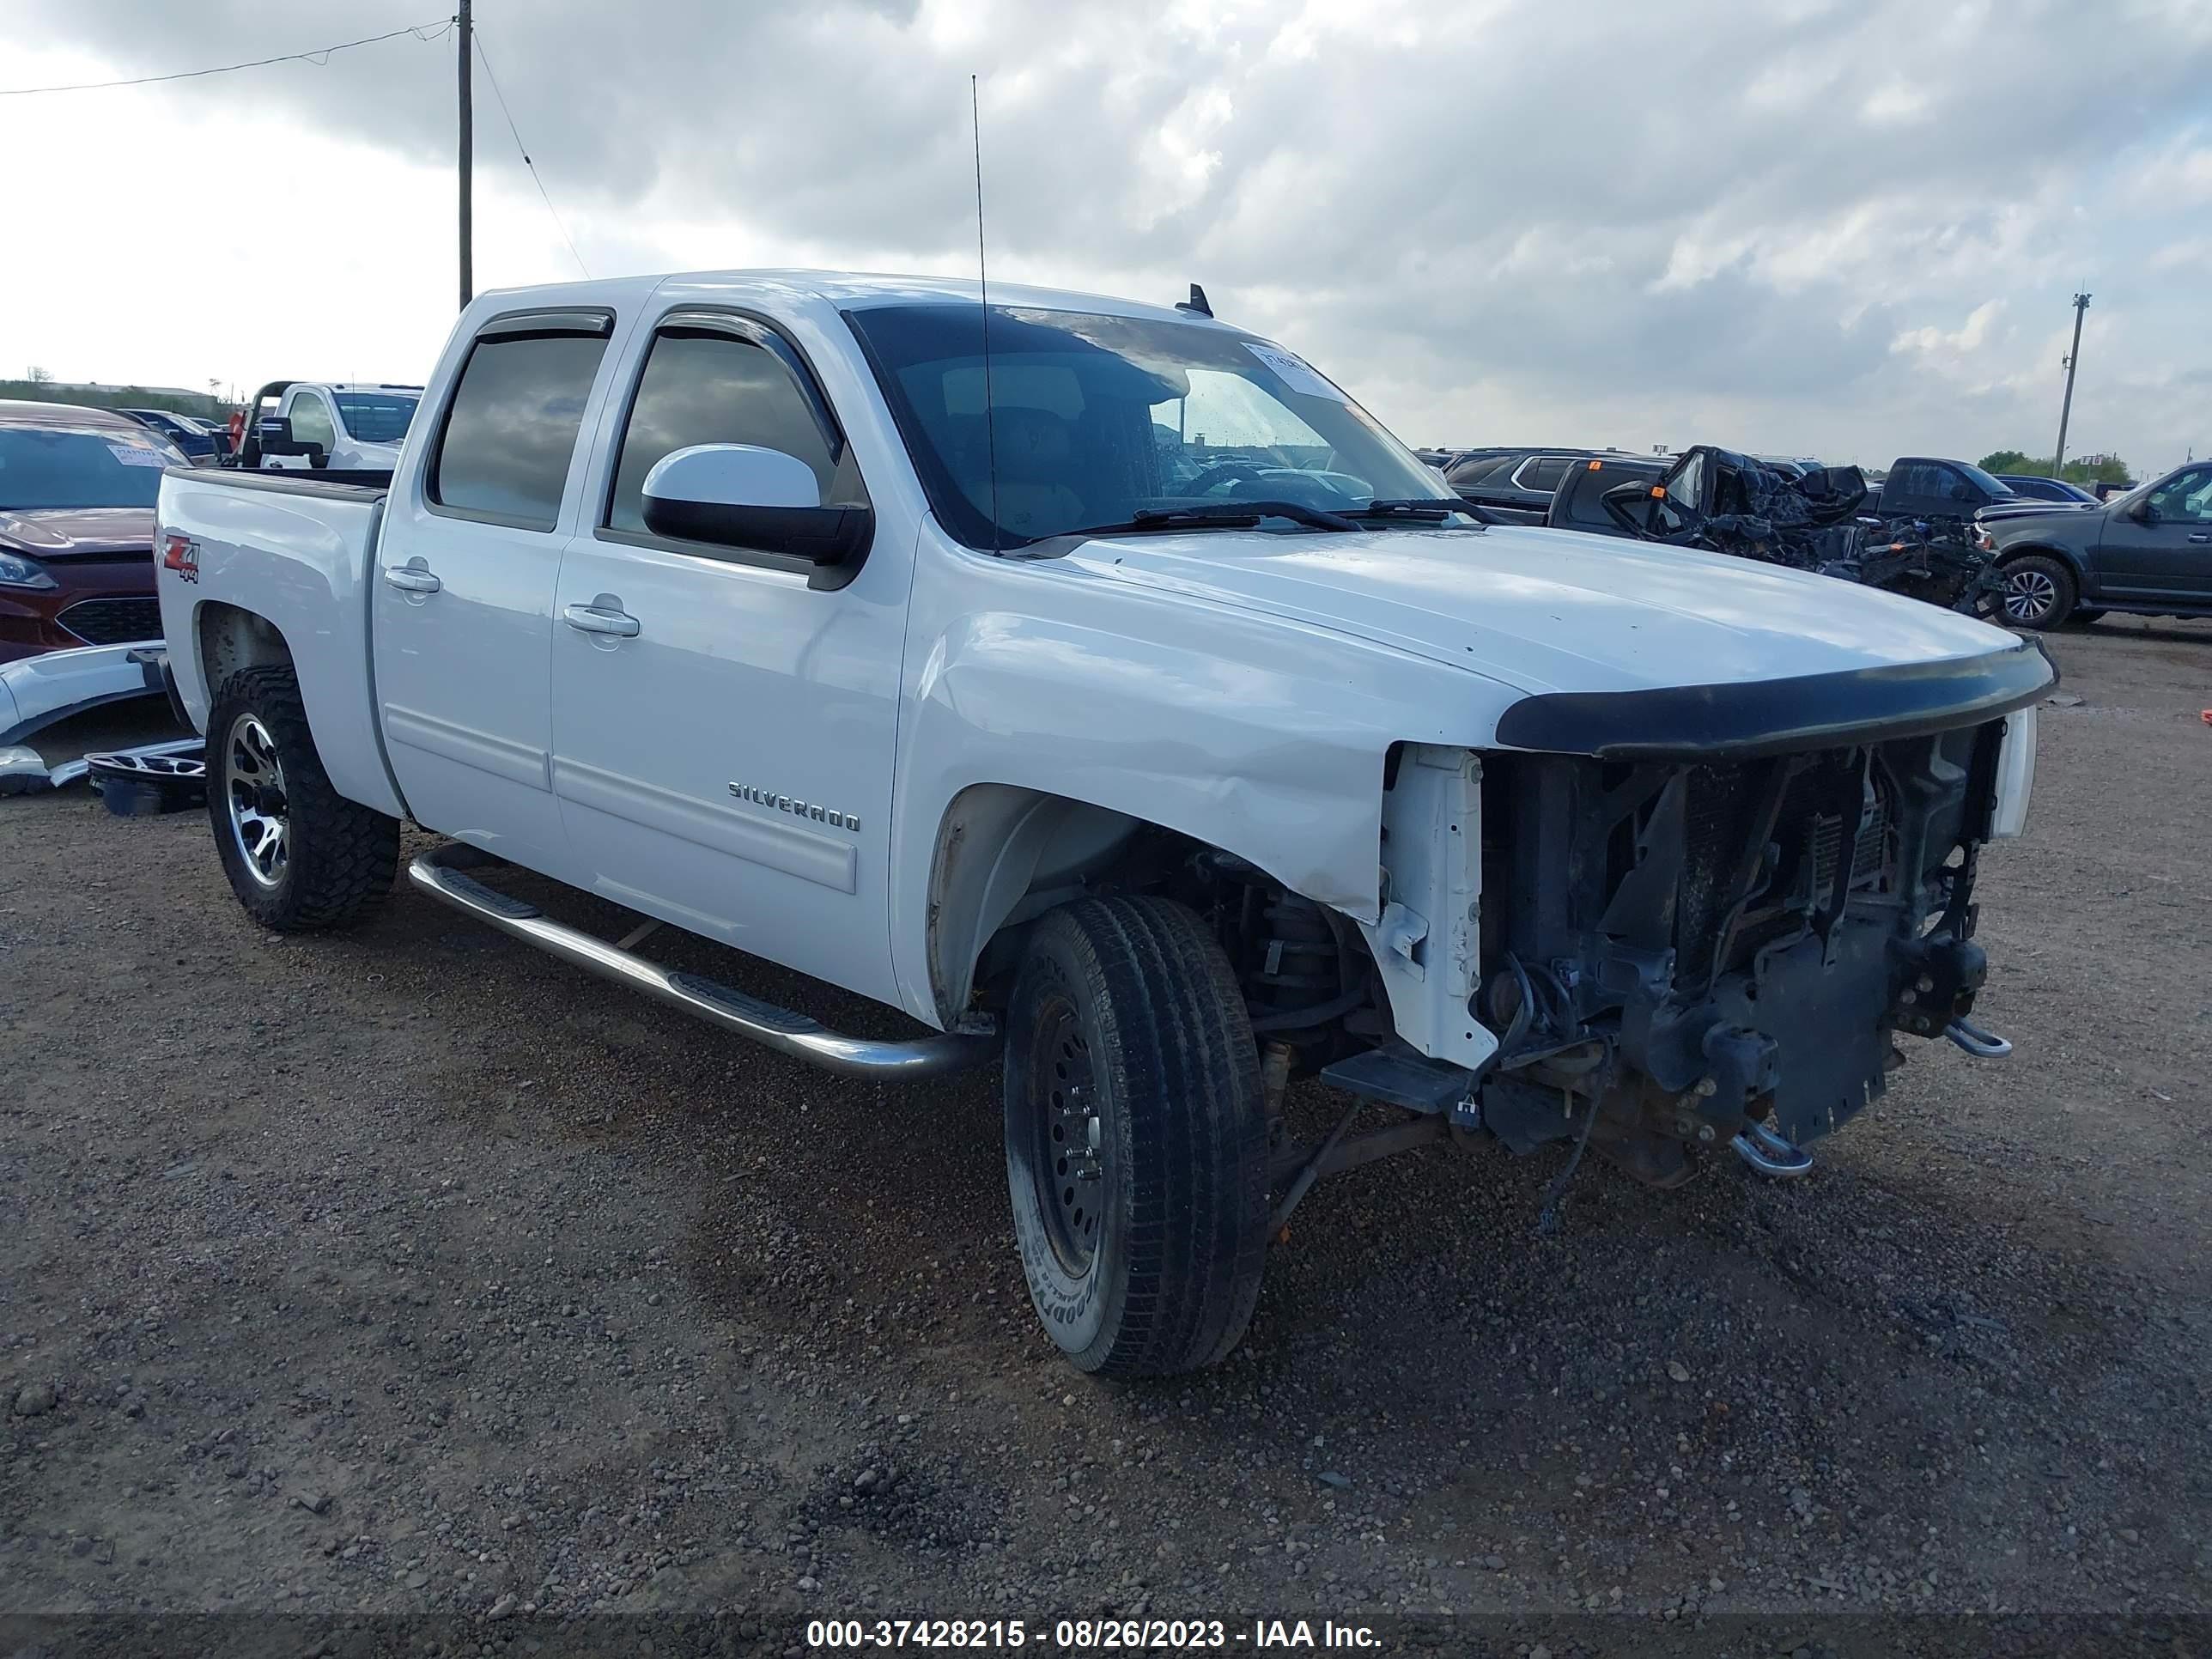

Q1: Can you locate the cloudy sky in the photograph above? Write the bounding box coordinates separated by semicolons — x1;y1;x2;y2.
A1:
3;0;2207;472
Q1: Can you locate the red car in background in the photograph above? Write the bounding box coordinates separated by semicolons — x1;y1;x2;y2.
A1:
0;401;185;664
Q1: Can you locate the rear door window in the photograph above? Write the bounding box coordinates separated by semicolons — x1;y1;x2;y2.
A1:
1445;454;1516;489
431;329;611;531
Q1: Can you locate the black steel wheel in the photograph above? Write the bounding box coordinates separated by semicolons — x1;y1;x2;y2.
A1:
1026;995;1108;1276
1003;896;1270;1377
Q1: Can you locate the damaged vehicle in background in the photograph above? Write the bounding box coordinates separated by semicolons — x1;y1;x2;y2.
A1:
156;270;2047;1376
1595;445;2004;612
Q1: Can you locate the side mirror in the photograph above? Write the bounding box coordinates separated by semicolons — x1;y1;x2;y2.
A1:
255;416;320;462
641;444;872;567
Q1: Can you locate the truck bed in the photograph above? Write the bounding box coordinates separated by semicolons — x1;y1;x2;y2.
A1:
155;463;406;817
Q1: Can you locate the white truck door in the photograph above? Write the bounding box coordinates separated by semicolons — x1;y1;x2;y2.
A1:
547;310;906;1006
372;310;617;879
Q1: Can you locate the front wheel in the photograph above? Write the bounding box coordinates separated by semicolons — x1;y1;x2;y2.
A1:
1996;554;2076;630
1004;897;1271;1376
206;664;399;932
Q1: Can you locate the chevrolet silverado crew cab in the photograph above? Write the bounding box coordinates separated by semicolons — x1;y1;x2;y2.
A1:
155;271;2049;1376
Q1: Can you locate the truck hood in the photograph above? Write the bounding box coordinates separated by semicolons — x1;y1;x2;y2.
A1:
1059;523;2023;697
0;506;155;559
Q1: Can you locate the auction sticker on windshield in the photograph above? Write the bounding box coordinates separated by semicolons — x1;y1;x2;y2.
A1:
108;445;170;466
1243;342;1343;402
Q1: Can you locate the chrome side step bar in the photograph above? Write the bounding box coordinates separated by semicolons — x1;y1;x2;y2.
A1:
407;844;999;1081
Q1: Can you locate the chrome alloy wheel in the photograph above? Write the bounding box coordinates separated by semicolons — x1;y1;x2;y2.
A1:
222;713;289;889
2001;566;2059;624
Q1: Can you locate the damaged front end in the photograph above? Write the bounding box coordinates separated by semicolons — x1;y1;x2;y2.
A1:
1467;652;2049;1186
1605;446;2002;615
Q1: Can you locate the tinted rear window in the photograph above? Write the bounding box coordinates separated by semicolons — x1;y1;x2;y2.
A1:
430;335;607;530
1445;454;1517;487
335;393;419;445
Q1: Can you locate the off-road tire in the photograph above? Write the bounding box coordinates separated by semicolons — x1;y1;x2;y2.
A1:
206;665;398;932
1004;896;1270;1376
1996;553;2076;630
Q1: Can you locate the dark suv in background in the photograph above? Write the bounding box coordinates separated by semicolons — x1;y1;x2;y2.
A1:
1986;461;2212;628
1443;447;1605;518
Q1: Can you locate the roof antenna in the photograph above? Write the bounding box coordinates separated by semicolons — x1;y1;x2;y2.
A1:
971;73;1000;552
1176;283;1212;319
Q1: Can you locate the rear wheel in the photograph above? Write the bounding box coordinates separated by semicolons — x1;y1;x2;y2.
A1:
206;665;398;932
1004;897;1270;1376
1996;554;2075;630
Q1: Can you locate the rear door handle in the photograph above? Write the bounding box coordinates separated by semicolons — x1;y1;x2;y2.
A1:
382;562;441;593
563;602;641;638
2189;532;2209;544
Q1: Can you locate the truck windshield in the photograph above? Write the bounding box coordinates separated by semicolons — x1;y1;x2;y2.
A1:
1954;461;2015;499
333;393;419;444
844;303;1457;549
0;427;172;509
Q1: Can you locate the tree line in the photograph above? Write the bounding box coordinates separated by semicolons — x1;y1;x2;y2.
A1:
1977;449;2133;486
8;367;228;420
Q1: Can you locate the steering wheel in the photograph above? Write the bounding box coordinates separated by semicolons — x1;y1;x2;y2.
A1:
1182;460;1272;497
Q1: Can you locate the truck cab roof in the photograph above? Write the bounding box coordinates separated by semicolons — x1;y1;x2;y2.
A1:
471;270;1235;329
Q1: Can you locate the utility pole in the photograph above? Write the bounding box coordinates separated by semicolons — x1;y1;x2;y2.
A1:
2053;292;2089;470
458;0;474;311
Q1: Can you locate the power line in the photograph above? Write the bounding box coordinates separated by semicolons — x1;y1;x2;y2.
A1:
471;30;589;279
0;18;453;97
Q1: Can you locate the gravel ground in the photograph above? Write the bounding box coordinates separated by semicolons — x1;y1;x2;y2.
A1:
3;617;2209;1656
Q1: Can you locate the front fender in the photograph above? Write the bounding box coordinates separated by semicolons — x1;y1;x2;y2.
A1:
886;538;1520;1024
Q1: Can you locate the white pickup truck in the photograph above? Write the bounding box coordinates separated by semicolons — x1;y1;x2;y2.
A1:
238;380;422;472
155;270;2048;1376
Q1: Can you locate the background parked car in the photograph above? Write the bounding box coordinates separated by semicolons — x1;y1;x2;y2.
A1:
0;401;183;662
1542;453;1668;535
1443;447;1612;519
1996;473;2100;506
118;408;222;466
1985;461;2212;629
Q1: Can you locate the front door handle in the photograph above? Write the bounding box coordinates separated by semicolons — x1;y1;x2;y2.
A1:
382;561;441;593
563;602;641;638
2189;532;2209;544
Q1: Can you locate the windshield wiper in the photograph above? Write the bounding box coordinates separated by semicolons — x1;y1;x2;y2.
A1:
1344;498;1472;523
1062;500;1364;537
1139;500;1362;532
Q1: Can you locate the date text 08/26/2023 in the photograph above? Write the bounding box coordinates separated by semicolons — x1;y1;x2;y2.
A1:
805;1617;1381;1649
